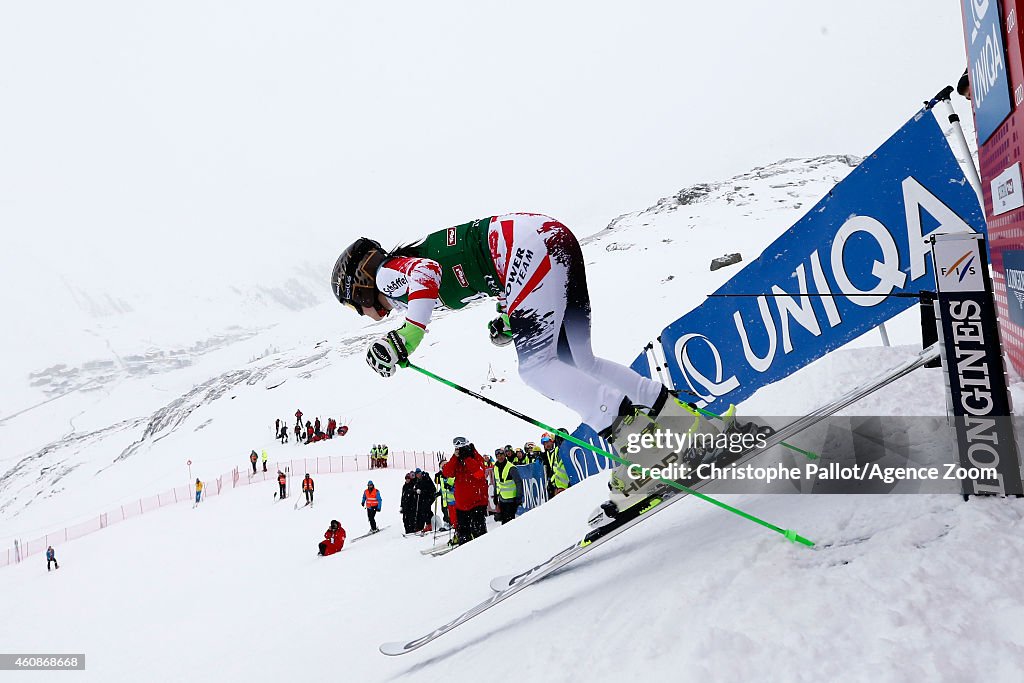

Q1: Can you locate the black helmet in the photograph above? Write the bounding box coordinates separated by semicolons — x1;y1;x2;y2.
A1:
331;238;388;315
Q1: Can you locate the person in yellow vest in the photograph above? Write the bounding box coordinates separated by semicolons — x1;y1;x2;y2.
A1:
492;449;523;525
261;449;268;473
361;480;383;533
542;432;569;497
194;478;204;507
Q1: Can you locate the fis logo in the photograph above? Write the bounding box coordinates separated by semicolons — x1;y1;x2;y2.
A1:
446;228;457;247
452;264;469;288
940;250;977;283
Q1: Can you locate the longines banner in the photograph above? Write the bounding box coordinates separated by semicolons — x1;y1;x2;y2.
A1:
930;232;1023;496
654;107;987;415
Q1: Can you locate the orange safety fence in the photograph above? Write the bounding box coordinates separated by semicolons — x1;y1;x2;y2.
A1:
1;451;440;569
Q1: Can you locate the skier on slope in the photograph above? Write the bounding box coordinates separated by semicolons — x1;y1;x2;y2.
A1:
302;473;315;506
361;480;382;533
330;214;728;524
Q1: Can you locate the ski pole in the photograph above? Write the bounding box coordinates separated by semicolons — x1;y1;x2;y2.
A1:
670;389;819;460
406;362;814;547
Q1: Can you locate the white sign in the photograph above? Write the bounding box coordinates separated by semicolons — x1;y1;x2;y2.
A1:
933;235;985;294
991;163;1024;215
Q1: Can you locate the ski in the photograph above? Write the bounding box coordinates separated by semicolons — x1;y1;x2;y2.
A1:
420;541;457;556
350;526;390;543
380;344;938;656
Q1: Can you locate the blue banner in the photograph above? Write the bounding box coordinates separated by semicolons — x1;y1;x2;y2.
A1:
516;460;549;515
1002;249;1024;327
962;0;1012;144
556;425;617;486
656;108;986;415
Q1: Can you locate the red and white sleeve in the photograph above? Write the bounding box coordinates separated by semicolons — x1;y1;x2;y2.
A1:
377;257;442;329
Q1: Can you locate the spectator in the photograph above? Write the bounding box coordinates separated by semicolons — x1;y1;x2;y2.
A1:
302;473;315;506
416;469;437;532
275;418;281;438
46;545;59;572
512;448;527;466
305;421;314;443
544;431;570;497
957;67;971;101
249;450;258;475
194;478;203;507
295;409;303;429
277;470;287;499
492;448;522;524
361;480;383;533
261;449;268;473
279;425;289;444
441;437;489;546
314;417;321;435
294;423;302;445
318;520;346;556
436;463;456;530
400;472;418;534
327;418;337;438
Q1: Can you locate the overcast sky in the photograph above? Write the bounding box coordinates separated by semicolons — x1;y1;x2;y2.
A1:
0;1;971;296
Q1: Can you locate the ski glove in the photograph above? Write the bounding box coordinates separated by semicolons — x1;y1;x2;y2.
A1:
366;322;424;378
488;313;514;347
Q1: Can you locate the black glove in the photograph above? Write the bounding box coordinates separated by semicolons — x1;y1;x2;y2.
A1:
488;314;514;347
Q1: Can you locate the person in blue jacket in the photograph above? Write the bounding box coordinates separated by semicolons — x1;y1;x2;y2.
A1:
46;545;59;571
361;480;383;533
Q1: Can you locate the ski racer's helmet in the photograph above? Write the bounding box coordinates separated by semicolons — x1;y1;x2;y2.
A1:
331;238;389;316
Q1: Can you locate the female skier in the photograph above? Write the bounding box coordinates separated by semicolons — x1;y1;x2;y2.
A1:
331;213;722;520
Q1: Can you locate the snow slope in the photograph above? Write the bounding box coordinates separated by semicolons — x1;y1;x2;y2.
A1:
4;156;1023;681
5;365;1024;682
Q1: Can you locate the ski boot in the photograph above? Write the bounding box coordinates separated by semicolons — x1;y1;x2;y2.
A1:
588;387;732;528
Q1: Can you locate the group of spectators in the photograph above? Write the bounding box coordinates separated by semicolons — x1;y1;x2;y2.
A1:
273;410;349;446
369;444;390;469
416;431;572;549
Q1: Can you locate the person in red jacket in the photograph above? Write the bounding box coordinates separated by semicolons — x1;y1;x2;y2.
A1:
277;470;288;499
441;436;489;546
318;520;346;556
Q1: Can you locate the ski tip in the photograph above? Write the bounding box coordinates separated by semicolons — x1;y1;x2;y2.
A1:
379;641;410;657
489;575;514;592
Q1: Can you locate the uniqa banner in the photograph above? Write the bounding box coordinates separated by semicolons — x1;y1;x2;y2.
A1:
656;106;987;415
515;459;550;515
556;425;617;487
